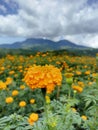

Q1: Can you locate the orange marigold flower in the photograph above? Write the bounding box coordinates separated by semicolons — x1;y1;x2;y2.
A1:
19;101;26;107
85;70;90;75
28;118;34;125
72;85;83;93
78;81;85;88
5;97;14;104
12;90;19;96
28;113;39;125
24;65;62;93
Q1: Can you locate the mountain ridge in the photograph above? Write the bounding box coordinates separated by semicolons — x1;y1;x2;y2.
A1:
0;38;89;51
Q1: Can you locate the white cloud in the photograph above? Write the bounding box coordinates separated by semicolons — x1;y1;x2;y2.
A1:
0;0;98;47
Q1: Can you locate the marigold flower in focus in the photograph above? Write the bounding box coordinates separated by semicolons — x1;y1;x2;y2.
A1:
5;97;14;104
24;65;62;93
19;101;26;107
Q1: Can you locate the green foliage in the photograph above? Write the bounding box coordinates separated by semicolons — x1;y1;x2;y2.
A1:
0;113;33;130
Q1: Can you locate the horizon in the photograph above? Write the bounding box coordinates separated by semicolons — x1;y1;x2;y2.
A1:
0;37;93;49
0;0;98;48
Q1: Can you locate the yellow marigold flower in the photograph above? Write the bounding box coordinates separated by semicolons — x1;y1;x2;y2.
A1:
78;81;85;88
72;85;83;93
19;101;26;107
28;113;39;125
30;99;35;104
76;71;82;75
14;74;18;77
5;97;13;104
5;77;13;85
9;71;15;75
12;90;19;96
85;70;90;75
81;115;87;120
20;85;25;90
92;73;97;77
1;67;5;71
88;82;93;85
29;113;39;122
0;80;7;90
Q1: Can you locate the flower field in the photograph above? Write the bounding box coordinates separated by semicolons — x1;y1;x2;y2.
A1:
0;51;98;130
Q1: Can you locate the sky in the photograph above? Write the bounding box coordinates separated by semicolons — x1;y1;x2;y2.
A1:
0;0;98;48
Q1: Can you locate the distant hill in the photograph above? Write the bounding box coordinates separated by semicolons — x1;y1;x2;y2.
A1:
0;38;89;51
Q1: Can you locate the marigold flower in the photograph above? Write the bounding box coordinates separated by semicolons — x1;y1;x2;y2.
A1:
1;66;5;71
0;80;7;90
28;113;39;125
72;85;83;93
12;90;19;96
85;71;90;75
30;99;35;104
20;85;25;90
9;71;15;75
29;113;39;122
28;118;34;125
78;81;85;88
24;65;62;93
76;71;82;75
81;115;87;120
5;77;13;85
19;101;26;107
5;97;13;104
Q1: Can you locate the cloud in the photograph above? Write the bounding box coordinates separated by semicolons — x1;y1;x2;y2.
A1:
0;0;98;47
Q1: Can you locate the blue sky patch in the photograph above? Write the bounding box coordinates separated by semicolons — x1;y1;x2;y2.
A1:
0;0;19;15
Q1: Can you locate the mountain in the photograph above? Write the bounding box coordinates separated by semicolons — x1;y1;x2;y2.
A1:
0;38;88;51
